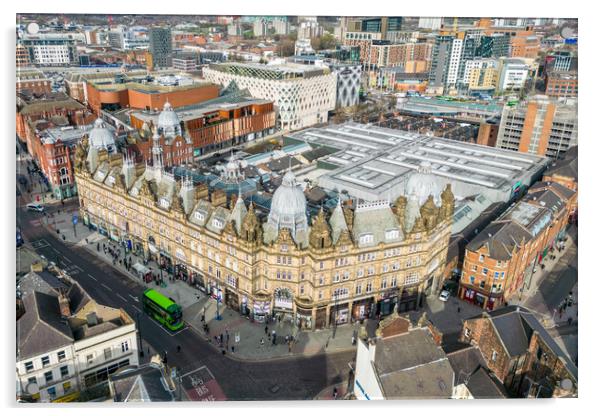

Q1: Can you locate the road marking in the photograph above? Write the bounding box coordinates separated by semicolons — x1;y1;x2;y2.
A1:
117;294;128;303
101;283;111;291
87;273;97;281
52;248;61;254
131;305;141;313
128;294;139;302
61;256;72;264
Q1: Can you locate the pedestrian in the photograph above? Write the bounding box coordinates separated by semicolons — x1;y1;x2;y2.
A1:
285;335;289;343
288;341;292;353
231;345;235;353
333;387;338;399
177;345;181;353
272;330;276;344
457;306;461;313
220;333;224;344
568;317;573;326
265;325;268;335
351;335;356;345
201;314;205;323
226;332;230;343
260;338;264;346
147;347;150;355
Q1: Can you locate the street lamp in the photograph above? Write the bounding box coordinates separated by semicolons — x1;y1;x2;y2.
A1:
136;311;144;358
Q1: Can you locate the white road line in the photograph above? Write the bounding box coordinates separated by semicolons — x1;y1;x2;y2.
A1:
62;256;72;264
132;305;141;312
128;294;139;302
87;273;97;281
52;248;60;254
101;283;111;291
73;265;84;272
117;294;128;303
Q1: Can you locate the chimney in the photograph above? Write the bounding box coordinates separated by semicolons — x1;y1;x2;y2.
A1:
58;291;71;318
86;312;98;326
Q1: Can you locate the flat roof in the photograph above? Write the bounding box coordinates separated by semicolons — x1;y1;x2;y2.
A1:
41;123;105;145
288;122;548;201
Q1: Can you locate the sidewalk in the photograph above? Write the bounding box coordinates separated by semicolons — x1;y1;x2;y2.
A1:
507;224;578;329
48;207;359;361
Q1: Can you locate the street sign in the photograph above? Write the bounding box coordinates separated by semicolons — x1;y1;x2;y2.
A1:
72;214;78;225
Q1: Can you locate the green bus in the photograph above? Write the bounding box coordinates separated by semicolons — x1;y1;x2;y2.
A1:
140;288;184;331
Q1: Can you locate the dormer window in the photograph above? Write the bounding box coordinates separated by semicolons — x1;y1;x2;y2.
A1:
359;233;374;245
385;229;399;240
160;198;169;209
195;212;205;222
213;218;224;228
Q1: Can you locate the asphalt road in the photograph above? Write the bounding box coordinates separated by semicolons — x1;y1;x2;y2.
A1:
17;201;354;401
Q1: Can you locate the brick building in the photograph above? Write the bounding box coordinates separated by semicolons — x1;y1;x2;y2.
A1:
542;146;577;192
84;71;220;114
17;92;91;145
459;181;576;310
461;306;577;397
17;69;52;96
509;31;541;59
545;71;578;99
128;95;276;158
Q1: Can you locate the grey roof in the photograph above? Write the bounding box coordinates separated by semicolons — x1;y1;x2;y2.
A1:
530;181;575;202
466;221;532;260
525;188;565;214
110;365;174;402
372;328;454;399
446;345;488;386
352;201;403;247
466;367;507;398
17;292;73;360
545;157;577;181
205;206;230;234
17;271;67;299
468;306;578;381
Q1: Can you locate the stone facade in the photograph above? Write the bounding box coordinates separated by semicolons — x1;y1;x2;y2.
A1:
74;137;453;330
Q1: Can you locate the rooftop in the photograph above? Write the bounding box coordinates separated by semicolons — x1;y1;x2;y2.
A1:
207;62;331;80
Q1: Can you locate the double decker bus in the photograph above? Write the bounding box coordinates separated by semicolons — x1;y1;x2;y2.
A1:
140;288;184;331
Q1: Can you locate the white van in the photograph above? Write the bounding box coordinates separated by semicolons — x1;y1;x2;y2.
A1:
26;203;45;212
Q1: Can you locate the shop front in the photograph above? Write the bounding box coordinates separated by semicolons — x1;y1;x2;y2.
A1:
241;296;250;316
174;263;189;282
352;298;372;322
377;289;399;317
315;307;327;329
109;226;120;242
252;299;271;322
225;287;239;311
208;279;222;301
159;251;174;275
294;297;314;330
147;237;159;262
189;271;205;292
330;304;350;326
273;288;294;323
398;286;419;312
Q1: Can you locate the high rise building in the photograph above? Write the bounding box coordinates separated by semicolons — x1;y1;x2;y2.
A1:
253;19;269;38
20;34;78;66
149;27;173;69
272;19;290;35
496;96;578;159
428;35;455;94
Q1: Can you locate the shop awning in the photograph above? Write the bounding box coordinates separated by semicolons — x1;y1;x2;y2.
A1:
132;263;151;275
148;244;158;254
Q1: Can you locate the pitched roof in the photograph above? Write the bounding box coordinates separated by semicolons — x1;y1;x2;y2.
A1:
466;367;507;398
545;158;578;181
372;328;454;399
17;292;73;360
467;306;578;381
110;365;174;402
466;221;531;260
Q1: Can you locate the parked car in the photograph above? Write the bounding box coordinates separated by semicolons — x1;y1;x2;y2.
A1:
26;203;45;212
438;290;451;302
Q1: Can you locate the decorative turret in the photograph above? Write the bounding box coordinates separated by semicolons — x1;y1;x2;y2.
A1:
122;153;136;190
411;213;426;233
439;183;455;221
393;195;407;227
211;189;228;207
139;179;154;201
180;175;196;215
404;194;420;233
241;202;262;243
74;135;89;173
229;191;248;236
309;208;332;250
329;197;349;244
172;194;186;216
420;195;439;231
343;206;354;232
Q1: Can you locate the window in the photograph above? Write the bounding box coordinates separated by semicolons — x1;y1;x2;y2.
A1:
27;376;37;385
471;265;477;272
480;281;485;289
300;285;305;295
470;275;475;284
213;218;224;228
391;276;397;287
41;356;50;367
482;268;488;276
479;254;485;262
494;271;499;279
359;233;374;244
57;351;66;361
366;281;373;293
318;291;323;300
60;366;69;378
500;272;505;279
380;279;387;289
63;381;71;392
464;327;471;338
86;354;94;365
382;264;389;273
355;284;362;295
44;371;53;383
357;268;364;278
25;361;34;372
319;261;324;270
491;350;497;362
195;212;205;222
385;229;399;240
367;267;375;276
47;386;57;399
121;341;130;353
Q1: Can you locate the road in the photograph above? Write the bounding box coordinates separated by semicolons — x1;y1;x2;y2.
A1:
17;197;353;401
